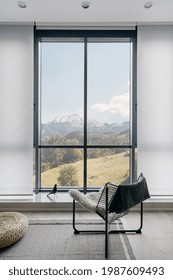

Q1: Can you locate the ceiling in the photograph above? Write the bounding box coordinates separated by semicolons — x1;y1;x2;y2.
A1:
0;0;173;26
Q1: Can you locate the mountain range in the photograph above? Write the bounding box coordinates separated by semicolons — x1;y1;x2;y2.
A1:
41;114;129;139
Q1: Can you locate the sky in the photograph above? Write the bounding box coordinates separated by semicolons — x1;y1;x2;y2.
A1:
41;41;131;124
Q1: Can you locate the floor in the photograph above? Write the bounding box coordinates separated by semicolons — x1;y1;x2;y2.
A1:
123;212;173;260
24;211;173;260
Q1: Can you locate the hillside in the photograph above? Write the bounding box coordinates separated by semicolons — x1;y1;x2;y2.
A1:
41;151;129;188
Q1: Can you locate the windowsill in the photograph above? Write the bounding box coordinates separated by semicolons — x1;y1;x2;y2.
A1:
0;193;173;212
0;192;72;203
1;193;173;203
147;196;173;203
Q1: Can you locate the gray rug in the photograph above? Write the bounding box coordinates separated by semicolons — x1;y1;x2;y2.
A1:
0;221;135;260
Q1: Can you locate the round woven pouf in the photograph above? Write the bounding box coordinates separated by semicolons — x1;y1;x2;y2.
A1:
0;212;28;248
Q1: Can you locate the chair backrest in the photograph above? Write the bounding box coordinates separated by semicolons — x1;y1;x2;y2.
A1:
109;173;150;214
96;173;150;223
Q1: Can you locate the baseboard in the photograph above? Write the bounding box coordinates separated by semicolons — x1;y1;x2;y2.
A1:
0;201;173;212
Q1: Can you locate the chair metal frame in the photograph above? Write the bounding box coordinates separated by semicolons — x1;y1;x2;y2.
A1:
72;185;143;259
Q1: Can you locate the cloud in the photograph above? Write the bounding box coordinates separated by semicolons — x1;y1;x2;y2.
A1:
92;93;129;117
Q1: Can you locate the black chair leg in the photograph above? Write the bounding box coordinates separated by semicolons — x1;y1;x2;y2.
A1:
72;198;143;259
136;202;143;233
72;199;105;234
73;199;80;234
105;186;108;259
109;202;143;234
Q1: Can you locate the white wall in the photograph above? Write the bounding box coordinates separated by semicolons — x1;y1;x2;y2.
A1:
1;24;173;197
0;26;33;196
137;26;173;195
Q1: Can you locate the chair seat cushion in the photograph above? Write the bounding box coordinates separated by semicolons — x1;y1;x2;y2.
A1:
0;212;28;248
69;189;103;211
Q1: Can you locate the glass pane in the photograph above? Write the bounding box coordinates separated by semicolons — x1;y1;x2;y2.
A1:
41;148;83;188
41;42;84;145
87;148;130;188
87;42;131;145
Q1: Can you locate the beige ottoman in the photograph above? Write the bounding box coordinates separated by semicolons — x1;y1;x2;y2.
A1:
0;212;28;248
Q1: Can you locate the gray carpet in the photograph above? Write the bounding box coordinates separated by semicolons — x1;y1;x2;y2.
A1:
0;221;135;260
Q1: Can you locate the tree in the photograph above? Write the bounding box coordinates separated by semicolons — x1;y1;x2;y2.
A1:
62;149;82;164
58;165;79;186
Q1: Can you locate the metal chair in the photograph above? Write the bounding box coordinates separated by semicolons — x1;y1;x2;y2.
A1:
69;173;150;259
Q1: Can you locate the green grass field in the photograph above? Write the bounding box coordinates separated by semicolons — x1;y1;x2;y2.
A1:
41;151;129;188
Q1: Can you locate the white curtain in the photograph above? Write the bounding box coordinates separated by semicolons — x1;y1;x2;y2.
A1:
0;25;33;196
137;25;173;195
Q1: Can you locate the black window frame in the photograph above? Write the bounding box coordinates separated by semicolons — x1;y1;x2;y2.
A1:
34;28;137;193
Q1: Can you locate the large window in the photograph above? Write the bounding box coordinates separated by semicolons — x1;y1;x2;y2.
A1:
34;30;137;192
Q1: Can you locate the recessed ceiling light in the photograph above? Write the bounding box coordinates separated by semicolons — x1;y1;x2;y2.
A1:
144;1;153;9
81;2;90;9
18;1;27;9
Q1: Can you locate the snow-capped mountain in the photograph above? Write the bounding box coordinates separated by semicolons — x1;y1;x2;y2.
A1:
42;114;129;138
52;114;83;127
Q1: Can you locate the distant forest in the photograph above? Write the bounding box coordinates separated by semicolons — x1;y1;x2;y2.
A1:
40;131;129;173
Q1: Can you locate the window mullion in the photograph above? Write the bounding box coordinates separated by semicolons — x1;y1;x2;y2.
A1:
131;36;137;182
84;37;88;194
34;35;41;194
